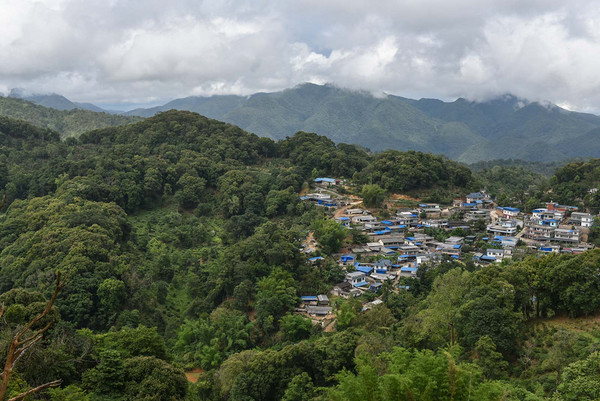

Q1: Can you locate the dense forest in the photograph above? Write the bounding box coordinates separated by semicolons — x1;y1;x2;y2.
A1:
1;111;600;400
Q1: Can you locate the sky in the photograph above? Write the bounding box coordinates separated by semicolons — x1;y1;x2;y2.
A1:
2;0;600;111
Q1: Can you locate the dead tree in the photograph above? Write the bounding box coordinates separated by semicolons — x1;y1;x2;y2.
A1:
0;194;5;213
0;272;68;401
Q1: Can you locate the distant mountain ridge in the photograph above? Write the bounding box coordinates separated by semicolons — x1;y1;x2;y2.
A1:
10;84;600;162
9;88;110;113
121;84;600;163
0;96;142;138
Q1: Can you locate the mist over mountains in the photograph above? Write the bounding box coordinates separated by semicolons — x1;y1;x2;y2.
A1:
7;83;600;163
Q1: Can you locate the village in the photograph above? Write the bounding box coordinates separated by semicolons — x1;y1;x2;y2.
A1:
295;177;598;327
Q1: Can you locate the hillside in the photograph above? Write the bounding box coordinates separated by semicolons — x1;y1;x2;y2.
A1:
0;96;142;137
9;88;109;112
124;84;600;162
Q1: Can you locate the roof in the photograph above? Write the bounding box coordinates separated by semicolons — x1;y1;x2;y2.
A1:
400;267;418;272
306;306;333;315
314;177;336;183
308;256;324;261
356;266;374;274
346;271;365;278
498;207;520;212
467;192;484;198
353;281;369;287
301;296;318;301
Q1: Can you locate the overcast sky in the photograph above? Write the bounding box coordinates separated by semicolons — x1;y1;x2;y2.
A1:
2;0;600;111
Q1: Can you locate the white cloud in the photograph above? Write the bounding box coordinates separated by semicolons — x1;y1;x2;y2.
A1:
2;0;600;111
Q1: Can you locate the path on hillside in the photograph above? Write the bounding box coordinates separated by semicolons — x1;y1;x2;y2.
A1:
333;199;363;219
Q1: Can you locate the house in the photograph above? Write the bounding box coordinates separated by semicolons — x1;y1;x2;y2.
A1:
497;207;520;219
397;244;420;256
465;209;491;221
317;295;330;305
546;202;578;213
346;208;366;215
352;215;378;223
466;192;488;203
552;228;581;244
345;271;367;287
531;208;547;219
363;299;384;311
339;254;356;265
420;204;441;215
523;219;557;240
487;220;518;236
486;249;505;262
300;296;318;305
399;266;418;277
445;236;464;245
314;177;337;187
539;245;560;253
304;193;331;202
331;282;361;298
306;306;333;316
335;216;351;227
500;236;518;248
569;212;594;227
378;236;405;248
369;282;383;292
396;211;419;225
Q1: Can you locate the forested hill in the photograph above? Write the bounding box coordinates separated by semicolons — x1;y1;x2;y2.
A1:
0;95;142;138
123;83;600;163
3;110;600;399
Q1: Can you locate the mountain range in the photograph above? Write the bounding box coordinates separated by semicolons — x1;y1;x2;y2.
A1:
6;83;600;163
0;95;142;138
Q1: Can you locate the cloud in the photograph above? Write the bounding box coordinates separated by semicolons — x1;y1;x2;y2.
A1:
2;0;600;111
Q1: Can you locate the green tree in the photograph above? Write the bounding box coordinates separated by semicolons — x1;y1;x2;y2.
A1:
282;372;315;401
361;184;386;208
280;314;313;342
473;336;508;379
312;218;347;254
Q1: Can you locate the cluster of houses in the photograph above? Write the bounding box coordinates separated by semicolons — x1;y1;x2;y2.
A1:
297;185;598;321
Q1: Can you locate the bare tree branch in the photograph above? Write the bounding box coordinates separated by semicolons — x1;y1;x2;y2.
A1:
7;379;62;401
0;272;68;400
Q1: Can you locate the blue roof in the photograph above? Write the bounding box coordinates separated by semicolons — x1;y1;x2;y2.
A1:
356;266;374;274
462;203;477;207
370;282;383;288
503;207;520;212
314;177;336;183
376;268;387;274
401;267;418;272
540;247;553;251
451;255;459;259
301;296;318;301
299;196;308;200
453;244;462;249
354;281;369;287
374;230;388;235
410;214;418;217
419;204;428;207
339;217;350;221
308;256;324;261
381;220;392;225
340;255;355;262
480;256;496;261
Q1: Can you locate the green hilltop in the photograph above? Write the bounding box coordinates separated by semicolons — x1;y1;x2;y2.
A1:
0;96;142;138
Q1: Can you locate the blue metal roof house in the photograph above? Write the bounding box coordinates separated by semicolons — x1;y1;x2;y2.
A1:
314;177;336;183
